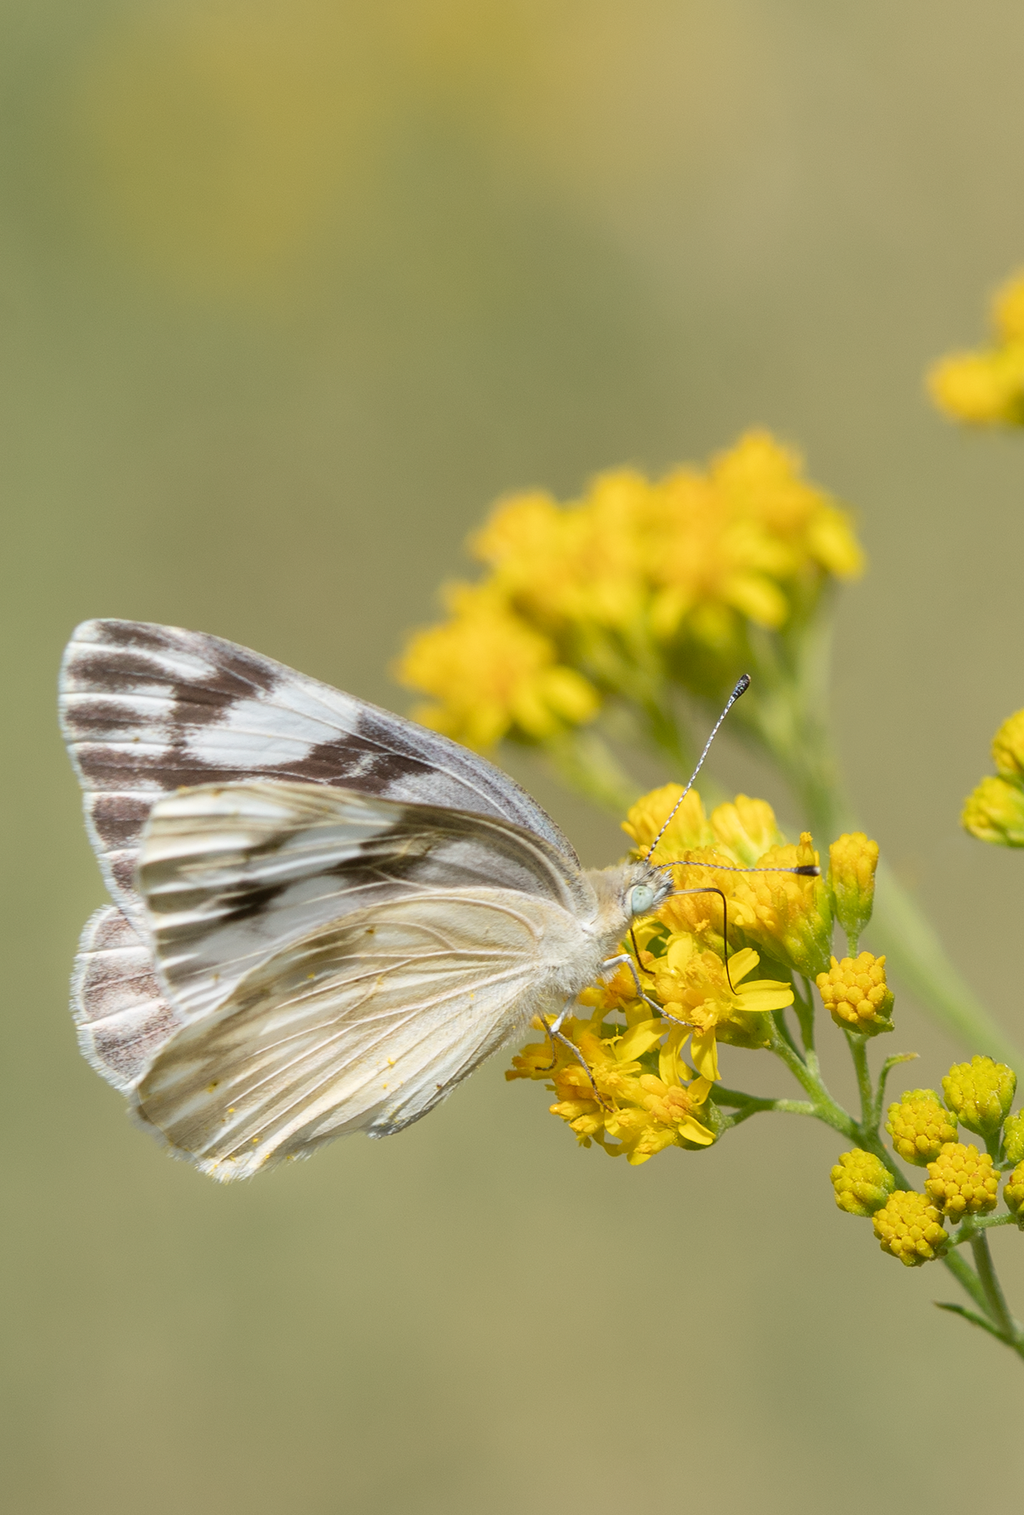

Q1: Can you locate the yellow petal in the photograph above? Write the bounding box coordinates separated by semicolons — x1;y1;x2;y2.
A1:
677;1116;716;1146
736;982;794;1012
726;947;760;983
690;1030;720;1081
616;1019;665;1062
658;1026;690;1088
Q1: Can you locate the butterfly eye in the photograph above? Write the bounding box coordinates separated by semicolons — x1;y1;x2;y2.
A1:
628;883;657;917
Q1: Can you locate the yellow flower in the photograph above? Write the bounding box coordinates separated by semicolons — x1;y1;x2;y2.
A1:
872;1191;948;1266
993;269;1024;343
816;952;894;1038
830;1149;895;1217
506;1010;717;1165
828;832;879;948
991;708;1024;783
962;774;1024;847
707;795;786;867
397;583;598;749
723;834;832;979
886;1090;958;1167
928;271;1024;426
924;1143;1000;1221
644;936;794;1071
622;786;829;977
962;709;1024;846
928;348;1024;425
471;473;651;635
621;783;716;862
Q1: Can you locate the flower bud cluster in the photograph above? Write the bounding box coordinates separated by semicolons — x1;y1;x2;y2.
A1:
1004;1163;1024;1225
924;1144;1000;1221
886;1091;957;1166
872;1191;948;1267
828;832;878;948
830;1150;894;1217
942;1057;1017;1139
816;953;893;1036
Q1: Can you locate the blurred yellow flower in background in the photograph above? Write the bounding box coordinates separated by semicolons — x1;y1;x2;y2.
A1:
399;430;864;748
963;707;1024;847
396;584;598;748
928;268;1024;426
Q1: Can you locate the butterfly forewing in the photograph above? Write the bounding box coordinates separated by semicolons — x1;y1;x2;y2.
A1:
59;619;578;924
137;779;595;1024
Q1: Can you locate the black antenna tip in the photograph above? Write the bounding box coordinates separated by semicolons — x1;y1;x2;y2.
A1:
732;673;751;700
792;864;820;876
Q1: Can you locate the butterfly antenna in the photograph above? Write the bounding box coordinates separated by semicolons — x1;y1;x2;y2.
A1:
643;675;750;863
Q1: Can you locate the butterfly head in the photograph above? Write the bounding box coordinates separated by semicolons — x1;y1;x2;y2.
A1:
623;860;675;920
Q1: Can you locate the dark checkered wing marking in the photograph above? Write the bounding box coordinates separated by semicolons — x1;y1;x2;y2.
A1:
138;779;595;1024
59;619;577;925
72;905;184;1092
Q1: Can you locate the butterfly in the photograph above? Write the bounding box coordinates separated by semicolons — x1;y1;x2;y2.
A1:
60;618;702;1181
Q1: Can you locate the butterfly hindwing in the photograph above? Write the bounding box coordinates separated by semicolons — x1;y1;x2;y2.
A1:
59;618;578;925
133;888;584;1179
72;906;183;1093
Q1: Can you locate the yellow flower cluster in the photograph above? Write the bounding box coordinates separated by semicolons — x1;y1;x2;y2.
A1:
928;269;1024;426
506;998;717;1166
507;785;843;1162
962;709;1024;848
624;785;832;982
397;431;863;749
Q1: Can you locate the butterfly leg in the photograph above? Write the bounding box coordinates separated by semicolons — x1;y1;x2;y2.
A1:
601;953;688;1028
533;994;581;1071
535;998;610;1108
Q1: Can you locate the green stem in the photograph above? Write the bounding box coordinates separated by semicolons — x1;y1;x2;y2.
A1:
844;1031;874;1130
768;1021;857;1140
941;1248;999;1321
969;1232;1024;1355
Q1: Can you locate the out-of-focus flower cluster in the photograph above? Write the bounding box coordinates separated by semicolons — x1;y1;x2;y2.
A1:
397;431;864;749
509;784;888;1162
833;1055;1024;1264
963;708;1024;847
928;268;1024;426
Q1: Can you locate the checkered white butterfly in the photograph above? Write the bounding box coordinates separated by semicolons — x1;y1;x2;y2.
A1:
60;619;767;1181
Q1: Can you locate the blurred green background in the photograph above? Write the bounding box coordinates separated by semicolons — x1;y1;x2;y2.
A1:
3;2;1024;1511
